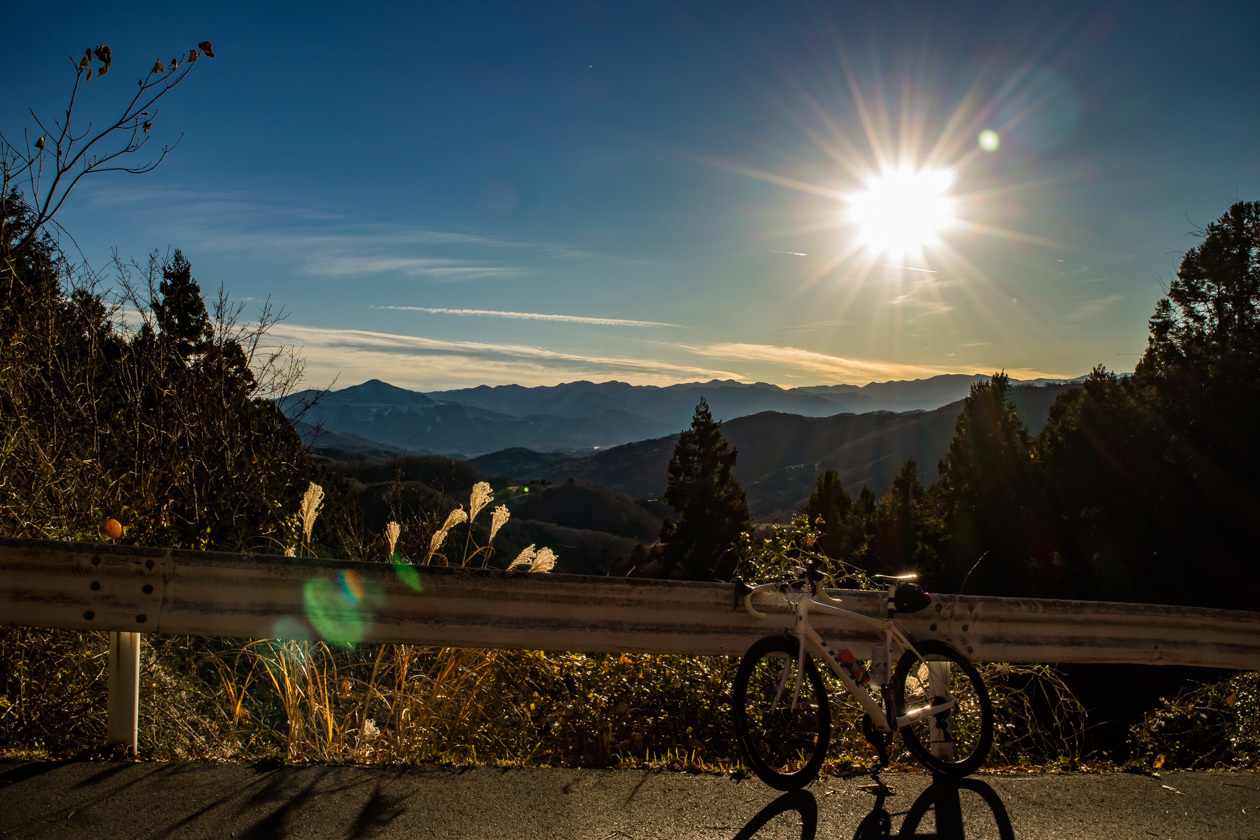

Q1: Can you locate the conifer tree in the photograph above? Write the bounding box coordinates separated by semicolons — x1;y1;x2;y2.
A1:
874;460;939;575
658;398;751;580
802;468;851;559
935;373;1044;594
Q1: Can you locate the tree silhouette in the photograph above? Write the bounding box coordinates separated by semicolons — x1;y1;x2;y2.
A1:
1127;200;1260;606
1134;201;1260;531
1;41;215;255
1138;201;1260;394
802;468;851;559
873;460;939;576
658;398;751;580
935;373;1046;595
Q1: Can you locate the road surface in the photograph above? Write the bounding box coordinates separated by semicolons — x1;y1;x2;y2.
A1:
2;761;1257;839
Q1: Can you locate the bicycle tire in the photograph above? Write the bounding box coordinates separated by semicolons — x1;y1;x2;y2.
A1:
892;639;993;777
898;777;1015;839
733;634;831;790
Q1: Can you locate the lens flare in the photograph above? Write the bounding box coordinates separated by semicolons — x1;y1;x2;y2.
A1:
338;569;365;602
392;555;424;592
978;130;1000;152
304;572;385;645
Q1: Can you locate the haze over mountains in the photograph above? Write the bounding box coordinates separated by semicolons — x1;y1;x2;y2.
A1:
285;374;1080;458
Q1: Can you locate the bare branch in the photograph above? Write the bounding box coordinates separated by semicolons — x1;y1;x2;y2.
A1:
1;42;216;254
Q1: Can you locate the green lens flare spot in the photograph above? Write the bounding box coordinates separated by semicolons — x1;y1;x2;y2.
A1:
303;572;384;646
392;555;424;592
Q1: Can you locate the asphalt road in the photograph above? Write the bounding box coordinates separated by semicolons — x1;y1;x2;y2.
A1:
2;761;1258;839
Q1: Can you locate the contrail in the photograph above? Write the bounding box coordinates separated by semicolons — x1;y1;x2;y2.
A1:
771;250;809;257
375;305;680;328
878;263;939;274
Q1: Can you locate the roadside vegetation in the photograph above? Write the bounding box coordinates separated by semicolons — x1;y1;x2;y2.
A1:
3;41;1259;774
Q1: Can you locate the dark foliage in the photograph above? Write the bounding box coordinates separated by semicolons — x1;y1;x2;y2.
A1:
658;399;752;580
0;192;339;552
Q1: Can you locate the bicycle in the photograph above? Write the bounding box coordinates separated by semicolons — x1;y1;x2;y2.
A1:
732;560;994;790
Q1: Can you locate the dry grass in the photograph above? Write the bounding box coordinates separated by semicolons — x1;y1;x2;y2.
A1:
0;628;1091;772
1;483;1093;771
1128;671;1260;770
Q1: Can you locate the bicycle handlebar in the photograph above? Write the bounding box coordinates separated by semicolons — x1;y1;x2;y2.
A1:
738;561;845;619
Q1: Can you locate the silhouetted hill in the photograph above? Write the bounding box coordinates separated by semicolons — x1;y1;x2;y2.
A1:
511;478;663;543
469;448;578;479
285;374;1084;456
286;381;625;456
428;379;859;437
474;382;1076;516
293;421;406;453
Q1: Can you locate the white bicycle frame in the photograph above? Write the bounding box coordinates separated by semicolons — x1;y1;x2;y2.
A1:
742;576;957;737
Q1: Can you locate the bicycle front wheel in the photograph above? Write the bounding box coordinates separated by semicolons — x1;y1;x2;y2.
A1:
733;634;831;790
892;639;993;777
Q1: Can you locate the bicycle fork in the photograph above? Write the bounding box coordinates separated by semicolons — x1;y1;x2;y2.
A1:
764;635;808;713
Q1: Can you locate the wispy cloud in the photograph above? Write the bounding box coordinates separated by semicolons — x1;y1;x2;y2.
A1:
375;306;681;328
1066;294;1124;322
307;257;522;280
78;184;609;281
690;342;971;382
685;342;1075;384
878;263;938;273
268;323;738;390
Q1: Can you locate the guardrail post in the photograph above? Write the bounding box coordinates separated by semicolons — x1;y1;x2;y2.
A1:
107;631;141;753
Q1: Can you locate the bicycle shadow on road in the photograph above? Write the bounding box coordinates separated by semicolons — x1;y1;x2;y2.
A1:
733;776;1015;840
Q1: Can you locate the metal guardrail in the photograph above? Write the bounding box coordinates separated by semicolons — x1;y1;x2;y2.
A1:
4;536;1260;748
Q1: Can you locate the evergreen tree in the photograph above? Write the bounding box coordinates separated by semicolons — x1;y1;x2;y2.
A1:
873;460;940;576
1134;200;1260;572
846;485;879;571
1035;367;1174;601
1138;201;1260;397
152;250;213;359
935;373;1047;595
658;398;751;580
1120;201;1260;607
802;468;851;559
1032;202;1260;609
0;217;339;552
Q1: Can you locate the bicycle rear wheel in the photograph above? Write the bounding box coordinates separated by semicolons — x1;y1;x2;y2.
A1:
733;634;831;790
892;639;993;776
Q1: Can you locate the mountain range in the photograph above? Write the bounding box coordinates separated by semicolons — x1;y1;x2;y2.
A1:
468;382;1075;516
285;374;1081;458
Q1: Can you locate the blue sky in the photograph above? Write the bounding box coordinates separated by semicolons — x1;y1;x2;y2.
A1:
4;1;1258;391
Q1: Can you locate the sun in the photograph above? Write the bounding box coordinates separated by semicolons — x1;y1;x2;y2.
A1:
847;165;958;258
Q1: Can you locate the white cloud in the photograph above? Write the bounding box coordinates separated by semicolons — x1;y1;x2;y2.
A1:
686;342;1073;384
268;323;739;390
690;342;970;382
375;306;681;328
307;257;522;280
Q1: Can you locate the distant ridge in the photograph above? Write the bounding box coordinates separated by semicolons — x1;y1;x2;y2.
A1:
469;381;1077;516
285;373;1085;457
